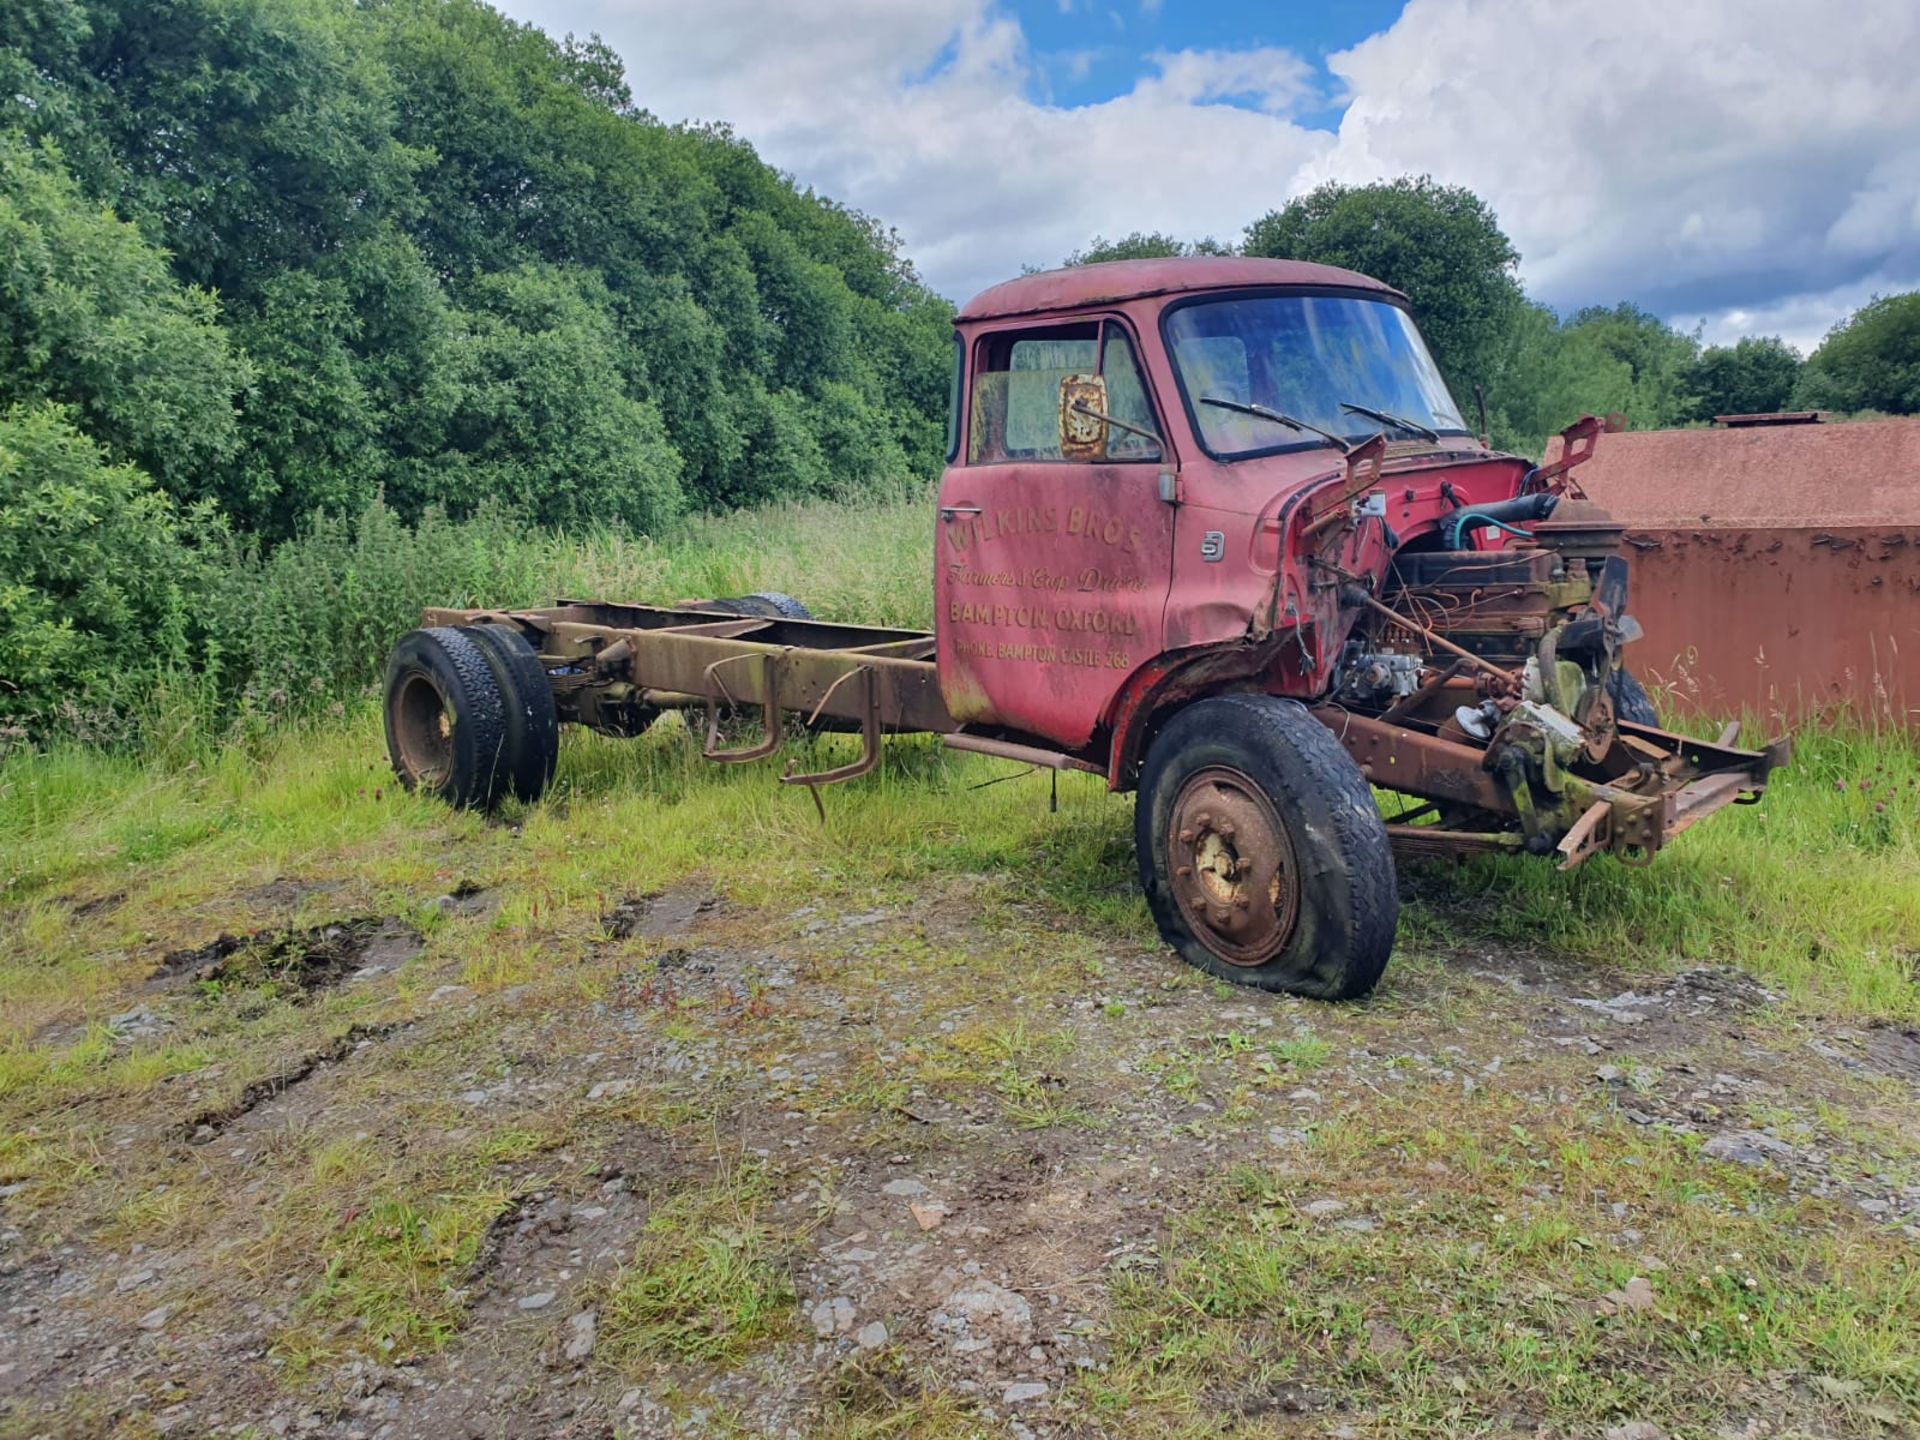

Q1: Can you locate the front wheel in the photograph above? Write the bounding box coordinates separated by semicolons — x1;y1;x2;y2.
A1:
1135;695;1398;999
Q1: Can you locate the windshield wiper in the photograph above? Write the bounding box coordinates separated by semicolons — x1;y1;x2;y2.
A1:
1339;401;1438;443
1199;395;1352;453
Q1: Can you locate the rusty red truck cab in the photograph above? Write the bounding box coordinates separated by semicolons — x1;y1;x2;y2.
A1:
386;257;1785;1002
938;257;1538;781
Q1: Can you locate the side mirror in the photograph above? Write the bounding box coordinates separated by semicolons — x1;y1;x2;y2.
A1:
1059;373;1109;460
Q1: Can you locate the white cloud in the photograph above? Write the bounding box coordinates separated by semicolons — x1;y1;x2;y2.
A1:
1670;272;1913;356
1141;47;1316;114
499;0;1330;300
1311;0;1920;333
497;0;1920;342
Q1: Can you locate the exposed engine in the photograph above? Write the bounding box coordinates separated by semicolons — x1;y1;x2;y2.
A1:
1332;498;1655;855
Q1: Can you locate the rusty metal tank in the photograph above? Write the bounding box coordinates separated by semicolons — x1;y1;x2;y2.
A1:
1547;415;1920;725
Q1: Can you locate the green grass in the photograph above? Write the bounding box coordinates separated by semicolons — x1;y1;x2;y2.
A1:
2;702;1915;1054
1089;1085;1920;1436
0;492;1916;1434
1398;722;1920;1015
600;1159;795;1367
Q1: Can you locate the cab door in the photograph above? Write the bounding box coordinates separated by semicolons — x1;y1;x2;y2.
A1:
934;316;1176;750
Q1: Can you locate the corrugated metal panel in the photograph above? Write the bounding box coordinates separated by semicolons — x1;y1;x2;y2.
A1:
1623;525;1917;724
1549;418;1920;724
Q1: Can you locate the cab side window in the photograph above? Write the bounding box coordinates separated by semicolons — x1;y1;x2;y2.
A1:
967;320;1162;464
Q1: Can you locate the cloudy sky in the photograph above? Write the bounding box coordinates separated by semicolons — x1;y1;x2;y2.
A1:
496;0;1920;353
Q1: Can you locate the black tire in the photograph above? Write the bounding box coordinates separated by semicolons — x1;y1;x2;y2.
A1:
745;591;812;619
461;624;559;803
383;627;512;810
1609;667;1659;726
1135;695;1398;1000
697;592;813;620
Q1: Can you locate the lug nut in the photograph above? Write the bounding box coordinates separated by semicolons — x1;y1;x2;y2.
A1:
1196;811;1212;827
1219;822;1236;839
1233;895;1250;910
1175;865;1192;878
1177;828;1194;844
1211;907;1230;925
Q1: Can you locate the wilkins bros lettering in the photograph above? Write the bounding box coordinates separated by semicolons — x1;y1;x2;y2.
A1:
942;503;1146;558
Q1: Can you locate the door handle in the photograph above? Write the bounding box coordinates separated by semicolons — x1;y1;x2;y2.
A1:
940;505;983;519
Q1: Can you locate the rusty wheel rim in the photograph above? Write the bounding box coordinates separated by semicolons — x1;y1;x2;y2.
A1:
1168;766;1300;966
392;672;455;789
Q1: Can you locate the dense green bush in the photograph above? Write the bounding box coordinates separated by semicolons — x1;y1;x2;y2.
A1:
0;405;213;736
194;503;557;725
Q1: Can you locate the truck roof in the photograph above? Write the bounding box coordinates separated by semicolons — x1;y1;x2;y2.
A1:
957;256;1405;321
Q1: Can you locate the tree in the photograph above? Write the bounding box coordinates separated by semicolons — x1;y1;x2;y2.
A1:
431;265;684;533
1486;305;1638;454
39;0;428;301
0;137;248;500
1795;293;1920;415
1243;177;1524;403
3;0;954;537
1483;303;1704;455
1557;303;1699;430
1063;232;1233;266
1687;336;1801;420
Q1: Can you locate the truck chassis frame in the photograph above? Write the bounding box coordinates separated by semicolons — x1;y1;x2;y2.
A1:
414;598;1786;871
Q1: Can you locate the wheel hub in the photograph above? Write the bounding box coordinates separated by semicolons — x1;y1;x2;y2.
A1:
393;673;455;788
1167;766;1300;966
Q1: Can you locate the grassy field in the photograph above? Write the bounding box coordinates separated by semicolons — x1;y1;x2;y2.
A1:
2;497;1917;1438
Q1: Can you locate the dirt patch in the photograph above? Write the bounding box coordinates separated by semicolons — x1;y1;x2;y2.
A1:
156;930;253;981
69;890;124;920
1548;964;1779;1047
13;871;1920;1439
602;884;717;941
436;879;496;918
1860;1023;1920;1083
465;1182;648;1322
349;1138;692;1440
156;916;422;993
240;876;342;909
179;1022;400;1140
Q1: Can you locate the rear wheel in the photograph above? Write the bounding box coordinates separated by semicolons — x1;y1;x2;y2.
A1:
384;627;511;810
462;624;559;803
694;592;843;736
1136;695;1398;999
696;592;813;620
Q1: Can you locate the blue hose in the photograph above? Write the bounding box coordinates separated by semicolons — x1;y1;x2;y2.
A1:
1444;510;1538;549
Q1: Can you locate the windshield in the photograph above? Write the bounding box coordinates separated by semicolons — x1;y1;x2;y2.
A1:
1165;293;1467;457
